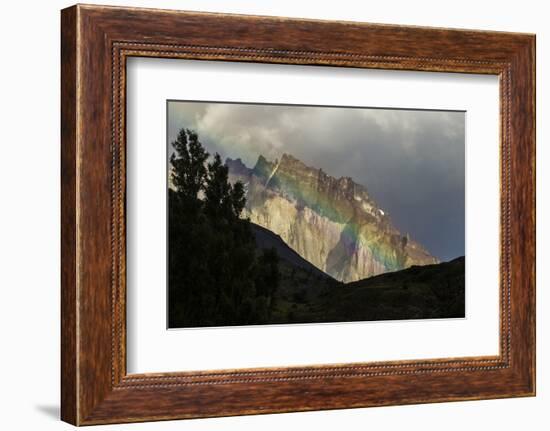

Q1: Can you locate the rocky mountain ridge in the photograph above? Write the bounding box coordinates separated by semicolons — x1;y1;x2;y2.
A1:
226;152;438;283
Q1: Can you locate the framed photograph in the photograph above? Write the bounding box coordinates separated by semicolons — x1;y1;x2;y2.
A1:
165;100;464;329
61;4;535;425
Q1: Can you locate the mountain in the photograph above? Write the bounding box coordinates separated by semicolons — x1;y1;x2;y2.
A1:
253;219;464;323
251;222;334;281
270;256;465;324
226;153;437;283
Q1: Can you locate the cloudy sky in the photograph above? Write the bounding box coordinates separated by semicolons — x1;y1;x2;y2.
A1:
167;101;465;262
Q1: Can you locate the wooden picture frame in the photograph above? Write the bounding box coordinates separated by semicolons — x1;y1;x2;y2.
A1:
61;4;535;425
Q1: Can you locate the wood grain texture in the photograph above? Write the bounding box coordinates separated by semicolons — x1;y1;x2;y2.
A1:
60;5;78;425
60;4;535;425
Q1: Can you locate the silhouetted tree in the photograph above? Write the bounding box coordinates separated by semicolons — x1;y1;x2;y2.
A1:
168;128;280;327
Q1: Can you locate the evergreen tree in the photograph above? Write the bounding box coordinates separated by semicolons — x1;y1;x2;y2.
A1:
168;128;280;327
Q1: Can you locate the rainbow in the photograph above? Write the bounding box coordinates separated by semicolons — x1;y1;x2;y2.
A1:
244;152;436;280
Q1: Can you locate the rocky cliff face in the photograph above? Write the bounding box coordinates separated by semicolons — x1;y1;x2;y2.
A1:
226;153;437;283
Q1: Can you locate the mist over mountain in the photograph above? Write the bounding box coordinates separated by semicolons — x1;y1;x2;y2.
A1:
226;153;438;283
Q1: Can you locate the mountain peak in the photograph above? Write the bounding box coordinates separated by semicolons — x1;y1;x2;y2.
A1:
225;151;437;281
279;152;315;172
280;152;298;163
251;154;274;177
225;157;252;178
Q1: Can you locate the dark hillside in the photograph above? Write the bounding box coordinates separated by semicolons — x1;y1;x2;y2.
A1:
251;222;334;281
252;224;465;324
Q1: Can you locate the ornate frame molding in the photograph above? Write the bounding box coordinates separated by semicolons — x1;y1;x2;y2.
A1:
61;5;535;425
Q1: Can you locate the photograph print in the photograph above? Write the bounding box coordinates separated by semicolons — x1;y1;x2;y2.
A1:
167;101;465;329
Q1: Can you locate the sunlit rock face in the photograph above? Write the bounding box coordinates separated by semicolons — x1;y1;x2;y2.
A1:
226;153;437;283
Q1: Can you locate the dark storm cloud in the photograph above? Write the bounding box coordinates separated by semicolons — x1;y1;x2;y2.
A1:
168;101;465;262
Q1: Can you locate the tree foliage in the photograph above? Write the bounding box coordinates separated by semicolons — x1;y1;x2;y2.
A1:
168;128;279;327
